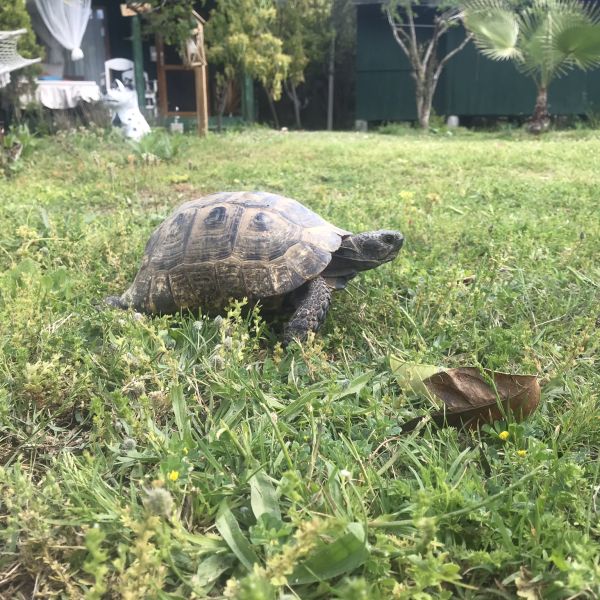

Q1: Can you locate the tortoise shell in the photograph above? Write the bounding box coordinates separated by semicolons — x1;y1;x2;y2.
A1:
122;191;350;313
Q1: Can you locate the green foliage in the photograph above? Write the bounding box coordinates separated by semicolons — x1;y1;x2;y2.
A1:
0;0;42;59
0;0;43;120
0;129;599;597
275;0;331;88
0;124;38;176
127;0;197;47
127;129;186;162
205;0;290;102
463;0;600;87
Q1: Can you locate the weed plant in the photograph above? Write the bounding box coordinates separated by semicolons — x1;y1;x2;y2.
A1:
0;128;599;598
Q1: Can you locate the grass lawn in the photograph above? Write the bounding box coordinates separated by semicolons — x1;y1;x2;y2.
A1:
0;127;599;599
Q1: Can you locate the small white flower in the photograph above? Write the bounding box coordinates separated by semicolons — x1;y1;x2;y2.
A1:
339;469;352;479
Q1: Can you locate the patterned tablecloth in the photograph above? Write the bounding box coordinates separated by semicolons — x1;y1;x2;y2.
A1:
32;80;102;109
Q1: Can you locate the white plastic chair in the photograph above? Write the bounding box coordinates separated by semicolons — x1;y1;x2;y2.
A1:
144;75;158;118
122;67;158;118
103;57;134;91
103;58;157;117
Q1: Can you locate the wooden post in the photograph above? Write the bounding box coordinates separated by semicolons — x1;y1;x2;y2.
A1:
194;65;208;136
131;15;146;112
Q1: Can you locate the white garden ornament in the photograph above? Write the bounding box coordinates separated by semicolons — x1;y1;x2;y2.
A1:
103;80;150;141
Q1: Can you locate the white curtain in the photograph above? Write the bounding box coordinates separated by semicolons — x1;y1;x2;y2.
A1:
33;0;91;61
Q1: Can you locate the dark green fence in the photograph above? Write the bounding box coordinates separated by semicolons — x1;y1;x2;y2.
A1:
356;3;600;122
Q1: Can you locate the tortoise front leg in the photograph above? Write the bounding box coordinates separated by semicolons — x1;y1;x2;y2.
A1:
283;276;332;347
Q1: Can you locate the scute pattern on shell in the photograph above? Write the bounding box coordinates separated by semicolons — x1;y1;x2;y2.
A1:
122;191;350;313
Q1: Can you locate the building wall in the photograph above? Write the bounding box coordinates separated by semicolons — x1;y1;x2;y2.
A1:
356;3;600;122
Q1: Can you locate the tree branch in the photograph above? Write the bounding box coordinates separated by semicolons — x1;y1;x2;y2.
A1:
385;8;411;58
422;20;443;68
435;32;474;80
405;7;419;58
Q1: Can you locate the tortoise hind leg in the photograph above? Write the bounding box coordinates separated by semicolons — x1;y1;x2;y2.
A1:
283;277;332;347
104;295;128;310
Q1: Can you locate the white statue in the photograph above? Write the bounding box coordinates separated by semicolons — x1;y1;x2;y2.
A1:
103;80;150;141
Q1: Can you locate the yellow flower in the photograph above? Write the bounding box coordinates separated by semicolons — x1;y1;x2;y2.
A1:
182;447;189;456
167;470;180;482
517;450;527;458
498;431;510;441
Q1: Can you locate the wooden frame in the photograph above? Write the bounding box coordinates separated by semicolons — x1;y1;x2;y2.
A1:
156;34;208;135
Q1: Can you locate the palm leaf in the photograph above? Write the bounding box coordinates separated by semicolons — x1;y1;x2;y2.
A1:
517;8;559;82
552;0;600;24
554;24;600;68
503;0;600;82
463;7;521;60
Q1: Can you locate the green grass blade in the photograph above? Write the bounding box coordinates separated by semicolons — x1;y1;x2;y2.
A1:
170;385;192;444
249;470;282;523
289;523;369;584
329;371;374;401
215;500;260;571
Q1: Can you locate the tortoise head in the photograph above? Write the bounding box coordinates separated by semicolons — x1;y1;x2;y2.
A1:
334;230;404;271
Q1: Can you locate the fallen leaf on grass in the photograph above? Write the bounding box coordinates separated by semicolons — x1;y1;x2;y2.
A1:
389;358;442;399
391;359;540;432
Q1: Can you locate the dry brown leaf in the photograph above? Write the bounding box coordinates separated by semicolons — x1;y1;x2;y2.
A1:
401;367;540;432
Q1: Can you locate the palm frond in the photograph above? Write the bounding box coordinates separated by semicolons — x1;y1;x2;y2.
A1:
517;8;560;83
551;0;600;24
463;0;600;85
554;24;600;68
463;7;521;60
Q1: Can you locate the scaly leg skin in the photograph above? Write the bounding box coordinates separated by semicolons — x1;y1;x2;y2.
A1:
104;295;128;310
283;277;332;347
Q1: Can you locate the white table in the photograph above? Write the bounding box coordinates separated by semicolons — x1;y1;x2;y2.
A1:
32;80;102;109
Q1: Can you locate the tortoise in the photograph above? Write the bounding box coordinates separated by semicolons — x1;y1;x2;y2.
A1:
105;191;404;345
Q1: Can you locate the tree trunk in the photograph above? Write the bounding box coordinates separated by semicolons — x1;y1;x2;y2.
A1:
418;106;431;129
413;61;439;129
265;88;280;129
291;84;302;129
216;94;227;132
417;89;431;129
327;31;336;131
528;85;550;133
415;74;436;129
284;81;302;129
385;9;473;132
215;77;229;133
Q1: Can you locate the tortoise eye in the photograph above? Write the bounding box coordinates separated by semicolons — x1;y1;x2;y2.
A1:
383;234;395;244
